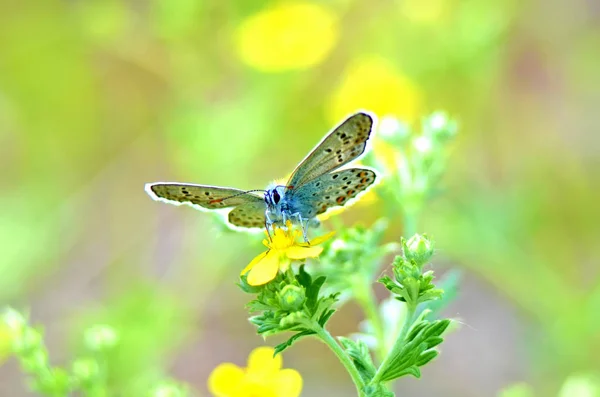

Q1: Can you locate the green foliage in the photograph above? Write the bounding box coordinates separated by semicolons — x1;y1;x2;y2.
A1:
338;337;377;384
363;112;458;234
318;219;399;298
0;307;190;397
380;235;443;306
373;316;450;382
241;266;340;354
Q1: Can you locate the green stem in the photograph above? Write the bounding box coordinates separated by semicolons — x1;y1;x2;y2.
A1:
313;324;366;396
402;208;419;238
370;302;417;384
351;276;386;362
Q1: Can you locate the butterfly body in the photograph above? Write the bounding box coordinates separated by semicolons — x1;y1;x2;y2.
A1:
146;112;377;239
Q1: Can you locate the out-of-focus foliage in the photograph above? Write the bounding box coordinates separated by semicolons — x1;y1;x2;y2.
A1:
0;0;598;396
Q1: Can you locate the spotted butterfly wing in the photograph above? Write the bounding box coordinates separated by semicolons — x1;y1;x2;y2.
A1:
146;183;266;228
286;112;373;190
227;201;267;228
286;168;377;218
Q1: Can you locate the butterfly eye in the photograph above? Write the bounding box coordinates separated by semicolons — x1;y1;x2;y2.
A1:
272;190;281;204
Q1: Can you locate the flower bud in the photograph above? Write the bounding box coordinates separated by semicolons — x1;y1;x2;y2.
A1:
2;308;27;333
84;325;119;352
378;116;410;146
21;349;49;372
423;111;457;142
277;285;306;312
403;234;434;267
13;327;43;355
149;382;188;397
72;358;100;384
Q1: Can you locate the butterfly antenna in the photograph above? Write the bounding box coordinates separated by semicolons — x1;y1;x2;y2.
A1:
208;189;266;204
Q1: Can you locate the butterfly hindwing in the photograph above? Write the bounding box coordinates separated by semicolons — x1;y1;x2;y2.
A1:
287;112;373;189
287;168;377;218
228;202;267;228
146;183;263;210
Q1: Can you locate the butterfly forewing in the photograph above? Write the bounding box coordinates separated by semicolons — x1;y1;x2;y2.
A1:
287;168;377;218
286;112;373;189
146;183;263;210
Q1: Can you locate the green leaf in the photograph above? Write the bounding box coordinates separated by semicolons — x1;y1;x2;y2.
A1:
339;337;377;383
374;318;450;382
296;265;312;289
306;276;327;314
317;309;336;326
416;349;438;366
273;330;316;355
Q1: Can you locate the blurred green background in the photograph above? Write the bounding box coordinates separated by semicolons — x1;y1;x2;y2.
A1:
1;0;599;396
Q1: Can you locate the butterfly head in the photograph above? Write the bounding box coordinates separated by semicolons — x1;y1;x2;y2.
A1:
264;185;286;211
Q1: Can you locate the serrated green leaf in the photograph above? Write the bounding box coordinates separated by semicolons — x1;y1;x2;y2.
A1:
427;319;451;336
306;276;327;313
406;321;428;341
273;330;316;355
416;350;438;366
338;337;377;383
317;308;336;326
426;336;444;348
296;265;312;288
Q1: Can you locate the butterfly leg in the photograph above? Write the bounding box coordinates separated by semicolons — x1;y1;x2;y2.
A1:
289;212;310;243
265;211;275;241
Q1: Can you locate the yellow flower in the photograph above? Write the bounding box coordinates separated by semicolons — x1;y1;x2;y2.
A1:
241;221;334;286
327;56;423;125
235;2;339;72
400;0;452;24
208;346;302;397
0;322;12;364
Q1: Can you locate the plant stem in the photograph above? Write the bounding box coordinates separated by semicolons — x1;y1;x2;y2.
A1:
402;208;419;238
370;302;417;384
351;276;386;362
313;324;366;396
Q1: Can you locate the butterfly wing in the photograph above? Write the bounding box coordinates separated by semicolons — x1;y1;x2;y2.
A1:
145;183;264;210
287;168;377;218
286;112;373;189
228;201;267;228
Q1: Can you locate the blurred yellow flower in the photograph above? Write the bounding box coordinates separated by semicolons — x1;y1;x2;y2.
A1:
327;56;423;125
235;2;338;72
208;346;302;397
400;0;452;24
0;322;13;364
241;221;334;286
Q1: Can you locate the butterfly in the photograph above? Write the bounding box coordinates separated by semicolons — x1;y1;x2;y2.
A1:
145;111;377;240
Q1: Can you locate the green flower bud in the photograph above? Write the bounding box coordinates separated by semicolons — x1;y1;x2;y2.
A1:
378;116;410;146
1;308;27;333
20;348;49;372
84;325;119;352
149;382;188;397
423;111;457;142
403;234;434;267
13;327;43;355
277;285;306;312
72;358;100;383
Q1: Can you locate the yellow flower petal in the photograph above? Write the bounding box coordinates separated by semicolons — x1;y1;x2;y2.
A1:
327;56;422;124
241;250;269;276
285;245;323;260
273;368;303;397
303;231;336;246
242;383;277;397
207;363;245;396
247;250;280;286
236;2;339;72
247;347;282;376
0;323;12;364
